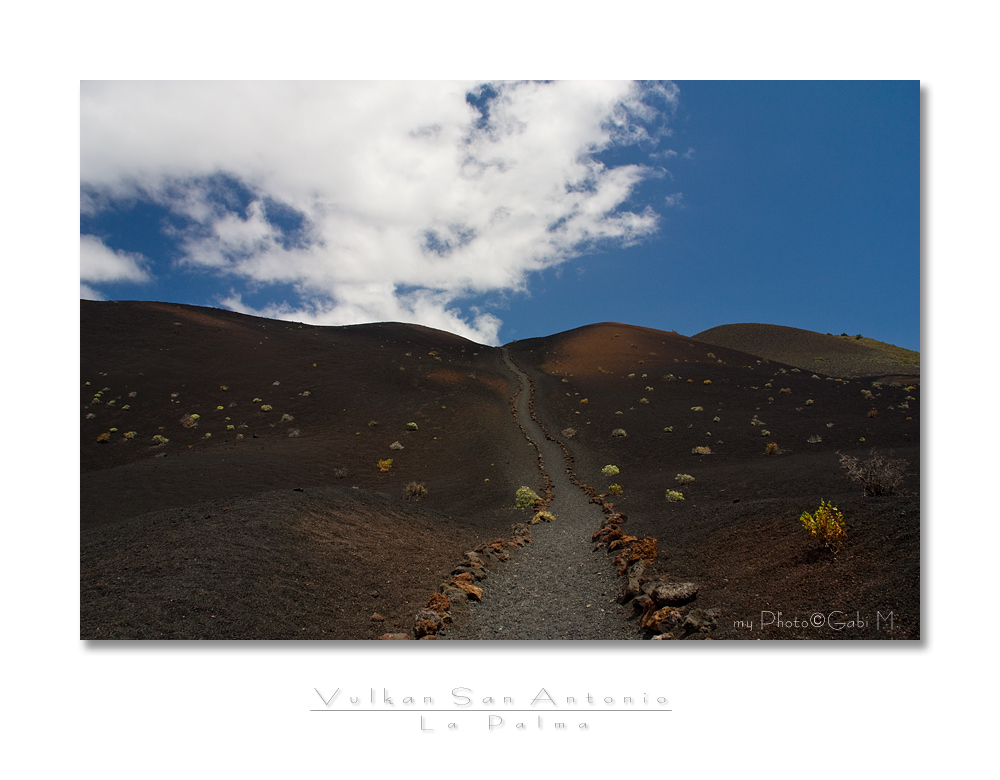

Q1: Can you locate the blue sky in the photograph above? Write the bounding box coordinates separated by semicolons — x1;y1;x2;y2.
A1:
81;80;919;350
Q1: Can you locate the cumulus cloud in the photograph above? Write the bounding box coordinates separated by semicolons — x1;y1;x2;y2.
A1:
80;234;152;284
81;81;678;344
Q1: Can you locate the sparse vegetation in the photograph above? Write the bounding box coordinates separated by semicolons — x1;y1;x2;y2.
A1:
261;404;273;412
839;449;908;496
152;434;169;444
692;446;713;455
607;483;624;496
691;406;704;412
407;422;419;430
612;428;627;438
403;482;427;501
96;432;110;442
531;510;556;524
377;458;393;472
601;465;620;477
800;500;846;554
515;486;542;510
665;489;685;502
764;441;779;455
675;474;695;484
390;441;404;450
180;413;200;428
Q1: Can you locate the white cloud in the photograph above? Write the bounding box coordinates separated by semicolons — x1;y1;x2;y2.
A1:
81;81;677;344
80;234;152;284
80;283;105;301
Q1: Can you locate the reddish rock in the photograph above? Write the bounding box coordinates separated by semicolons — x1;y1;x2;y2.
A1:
414;608;444;638
426;592;451;612
451;572;483;601
378;633;412;640
641;604;685;634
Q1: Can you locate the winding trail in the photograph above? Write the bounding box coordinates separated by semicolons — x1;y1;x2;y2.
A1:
449;349;635;640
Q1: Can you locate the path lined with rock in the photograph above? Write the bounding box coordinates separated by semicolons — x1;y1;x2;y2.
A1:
447;349;636;640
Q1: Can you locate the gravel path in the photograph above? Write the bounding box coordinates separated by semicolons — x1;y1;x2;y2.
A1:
448;349;636;640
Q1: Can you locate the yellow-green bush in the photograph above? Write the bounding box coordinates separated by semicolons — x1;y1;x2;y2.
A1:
799;500;846;554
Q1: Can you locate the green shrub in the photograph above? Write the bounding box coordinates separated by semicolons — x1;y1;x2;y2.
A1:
665;489;685;502
675;474;695;484
601;464;620;477
377;458;393;472
515;486;542;510
607;483;624;496
764;441;779;455
800;500;846;554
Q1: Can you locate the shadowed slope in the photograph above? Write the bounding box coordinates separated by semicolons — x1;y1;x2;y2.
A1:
80;301;542;639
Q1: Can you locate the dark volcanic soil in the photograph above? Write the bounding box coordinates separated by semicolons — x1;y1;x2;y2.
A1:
512;323;920;639
81;304;920;640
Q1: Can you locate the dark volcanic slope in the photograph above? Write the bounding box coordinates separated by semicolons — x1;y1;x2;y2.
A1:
82;308;920;640
693;323;920;379
512;322;920;639
80;301;542;639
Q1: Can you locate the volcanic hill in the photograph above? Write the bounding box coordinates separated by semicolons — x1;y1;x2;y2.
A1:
81;302;920;640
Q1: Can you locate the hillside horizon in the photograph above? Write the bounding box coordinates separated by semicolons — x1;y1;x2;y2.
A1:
81;300;920;378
